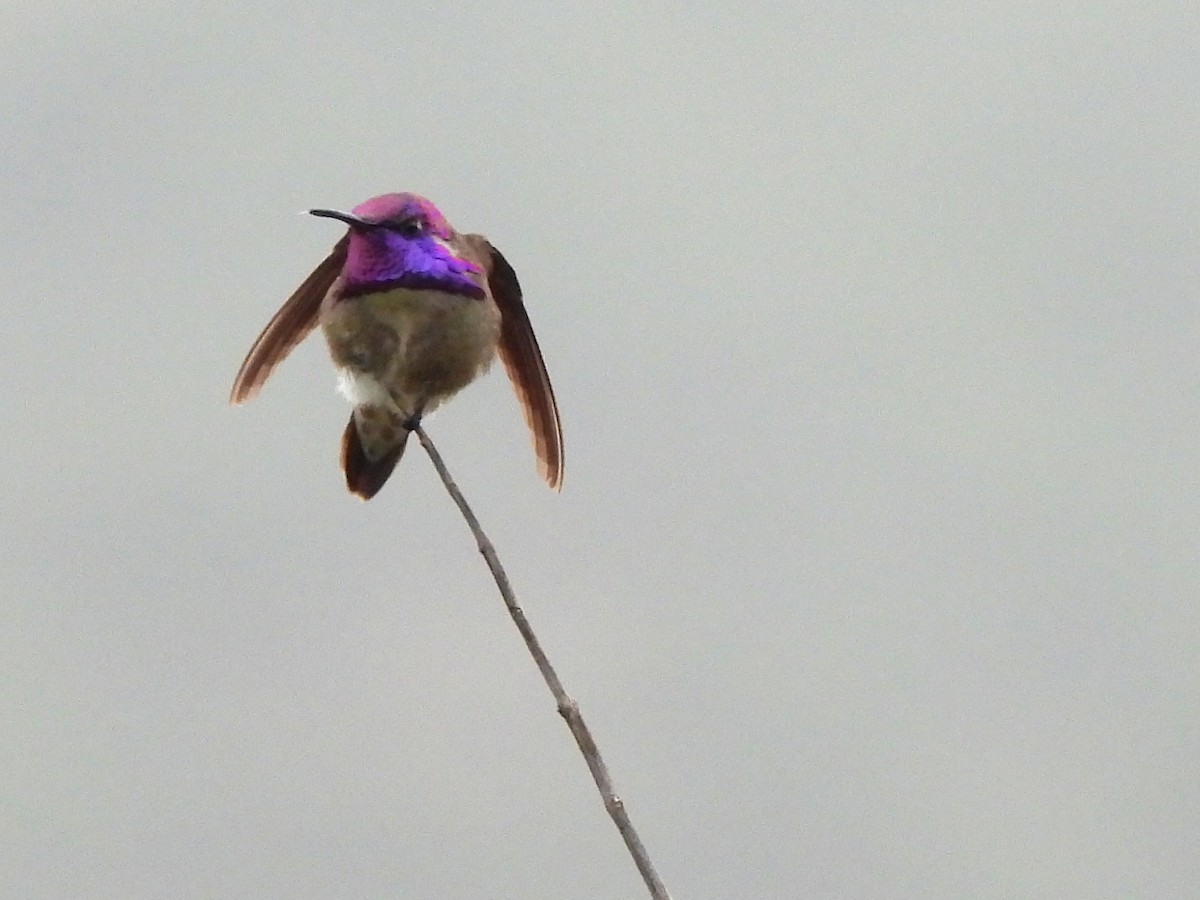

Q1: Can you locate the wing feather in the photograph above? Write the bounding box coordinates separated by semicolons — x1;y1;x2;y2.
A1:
472;236;564;490
229;236;348;404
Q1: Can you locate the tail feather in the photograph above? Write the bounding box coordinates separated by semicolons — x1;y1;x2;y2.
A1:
340;407;409;500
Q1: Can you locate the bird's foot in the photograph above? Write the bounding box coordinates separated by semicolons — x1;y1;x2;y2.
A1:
400;401;426;433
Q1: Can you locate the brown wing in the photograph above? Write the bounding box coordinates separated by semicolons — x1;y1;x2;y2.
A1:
229;236;348;404
470;235;564;490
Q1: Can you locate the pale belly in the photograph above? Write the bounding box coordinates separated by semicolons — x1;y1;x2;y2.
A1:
321;286;502;416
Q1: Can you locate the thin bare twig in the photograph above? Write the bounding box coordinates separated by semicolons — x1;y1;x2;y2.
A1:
413;425;672;900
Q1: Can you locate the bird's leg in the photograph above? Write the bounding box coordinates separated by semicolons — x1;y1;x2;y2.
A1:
399;398;427;433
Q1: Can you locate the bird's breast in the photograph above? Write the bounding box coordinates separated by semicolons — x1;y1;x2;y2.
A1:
321;286;502;411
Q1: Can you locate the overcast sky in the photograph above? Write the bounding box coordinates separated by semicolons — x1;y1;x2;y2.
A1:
2;3;1197;898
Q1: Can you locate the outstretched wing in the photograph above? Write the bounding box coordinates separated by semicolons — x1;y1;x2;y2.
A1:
229;236;348;404
470;235;564;490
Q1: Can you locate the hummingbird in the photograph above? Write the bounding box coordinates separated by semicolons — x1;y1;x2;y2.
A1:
230;192;564;499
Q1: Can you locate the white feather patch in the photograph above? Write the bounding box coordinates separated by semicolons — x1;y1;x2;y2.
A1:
336;368;391;407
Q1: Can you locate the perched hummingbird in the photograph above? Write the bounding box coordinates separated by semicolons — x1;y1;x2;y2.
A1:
230;192;563;499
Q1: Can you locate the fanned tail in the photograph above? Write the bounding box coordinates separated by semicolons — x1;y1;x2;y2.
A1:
339;407;409;500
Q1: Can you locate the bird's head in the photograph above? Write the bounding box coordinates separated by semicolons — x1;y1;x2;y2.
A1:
310;193;484;298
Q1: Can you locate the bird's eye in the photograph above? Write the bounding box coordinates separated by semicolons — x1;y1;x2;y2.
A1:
396;217;424;237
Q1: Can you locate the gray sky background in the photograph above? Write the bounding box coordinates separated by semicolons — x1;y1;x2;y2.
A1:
2;3;1197;898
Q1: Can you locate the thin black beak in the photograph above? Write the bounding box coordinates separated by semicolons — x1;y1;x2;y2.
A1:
308;208;377;230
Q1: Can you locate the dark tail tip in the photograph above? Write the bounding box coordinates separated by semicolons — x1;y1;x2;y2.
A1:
340;415;407;500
